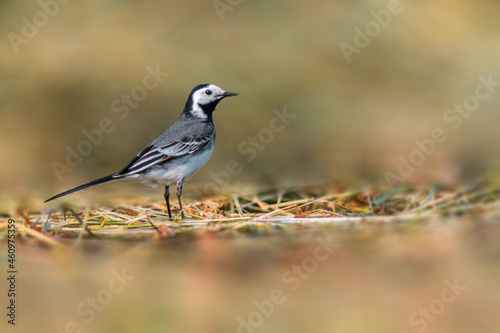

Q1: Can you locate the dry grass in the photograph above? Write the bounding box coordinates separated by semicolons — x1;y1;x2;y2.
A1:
3;184;500;245
2;184;500;333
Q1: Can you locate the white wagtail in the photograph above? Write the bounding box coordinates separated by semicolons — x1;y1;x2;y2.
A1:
45;84;238;219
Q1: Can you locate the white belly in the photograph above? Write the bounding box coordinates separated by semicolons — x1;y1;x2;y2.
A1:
136;145;214;188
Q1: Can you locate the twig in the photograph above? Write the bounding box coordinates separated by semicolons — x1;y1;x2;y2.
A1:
146;215;161;235
69;209;96;238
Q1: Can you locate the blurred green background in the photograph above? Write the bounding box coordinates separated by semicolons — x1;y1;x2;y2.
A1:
2;0;500;204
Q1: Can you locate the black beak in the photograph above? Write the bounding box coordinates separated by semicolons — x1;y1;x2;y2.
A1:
220;91;238;98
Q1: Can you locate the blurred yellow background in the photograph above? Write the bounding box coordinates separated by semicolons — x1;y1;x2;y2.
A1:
2;0;500;204
2;1;500;333
3;219;500;333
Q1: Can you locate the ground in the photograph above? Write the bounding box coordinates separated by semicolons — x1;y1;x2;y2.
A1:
1;184;500;332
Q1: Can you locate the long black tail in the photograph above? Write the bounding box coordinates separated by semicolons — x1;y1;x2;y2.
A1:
45;174;121;202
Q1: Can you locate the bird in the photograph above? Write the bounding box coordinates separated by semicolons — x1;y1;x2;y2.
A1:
45;84;238;219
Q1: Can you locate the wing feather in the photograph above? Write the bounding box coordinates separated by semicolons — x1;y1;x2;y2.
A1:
117;135;212;176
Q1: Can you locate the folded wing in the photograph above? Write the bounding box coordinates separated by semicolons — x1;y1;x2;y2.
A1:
116;135;212;176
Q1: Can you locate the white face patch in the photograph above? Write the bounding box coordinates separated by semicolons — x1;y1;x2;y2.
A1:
190;84;226;118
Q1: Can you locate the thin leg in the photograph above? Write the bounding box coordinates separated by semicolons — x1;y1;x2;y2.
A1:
176;179;185;220
164;185;172;220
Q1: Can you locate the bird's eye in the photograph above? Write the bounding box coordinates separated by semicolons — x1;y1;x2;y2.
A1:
205;90;212;95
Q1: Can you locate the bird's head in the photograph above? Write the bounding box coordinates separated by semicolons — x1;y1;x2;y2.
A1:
185;84;238;119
